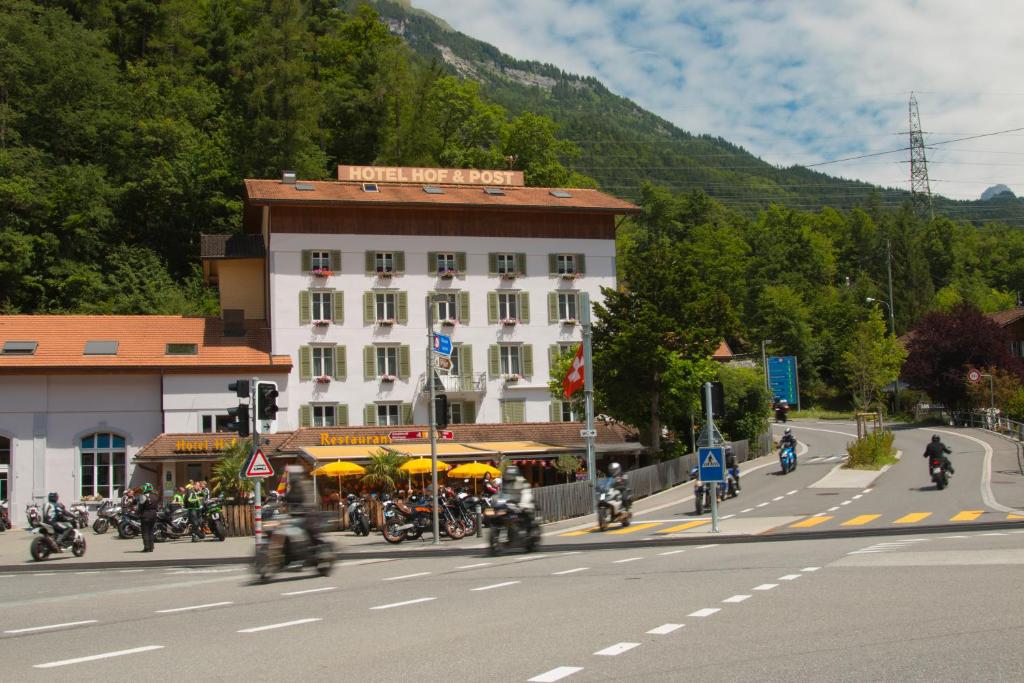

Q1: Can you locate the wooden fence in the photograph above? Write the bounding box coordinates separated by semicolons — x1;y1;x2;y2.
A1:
222;499;385;537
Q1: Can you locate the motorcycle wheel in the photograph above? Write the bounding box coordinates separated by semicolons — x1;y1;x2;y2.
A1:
620;513;631;528
72;537;86;557
30;537;50;561
213;519;226;541
118;521;138;539
446;519;466;540
93;518;109;535
488;527;502;557
154;527;167;543
253;547;274;583
597;506;609;531
382;520;406;544
357;518;370;537
315;546;335;577
695;494;704;516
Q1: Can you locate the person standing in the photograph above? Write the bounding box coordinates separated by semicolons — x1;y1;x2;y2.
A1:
138;483;158;553
184;484;204;542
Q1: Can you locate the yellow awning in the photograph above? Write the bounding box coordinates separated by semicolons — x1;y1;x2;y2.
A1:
464;441;571;455
384;443;496;457
302;445;390;461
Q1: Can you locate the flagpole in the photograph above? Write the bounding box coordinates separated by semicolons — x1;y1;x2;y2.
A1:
581;293;597;514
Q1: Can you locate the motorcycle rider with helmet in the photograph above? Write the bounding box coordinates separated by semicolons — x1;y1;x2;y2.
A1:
779;428;797;452
42;492;73;548
499;465;536;527
724;445;740;491
138;483;158;552
283;465;321;545
184;484;205;542
923;434;954;476
607;462;632;511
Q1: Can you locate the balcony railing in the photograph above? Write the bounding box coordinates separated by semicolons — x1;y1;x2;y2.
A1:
439;372;487;393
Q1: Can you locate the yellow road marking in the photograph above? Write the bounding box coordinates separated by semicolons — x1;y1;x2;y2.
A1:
608;522;662;535
1008;513;1024;520
950;510;984;522
560;527;599;537
894;512;932;524
659;520;709;533
790;516;833;528
841;514;882;527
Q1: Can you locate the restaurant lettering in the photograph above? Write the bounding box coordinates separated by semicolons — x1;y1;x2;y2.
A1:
174;437;238;453
319;433;392;446
338;165;524;187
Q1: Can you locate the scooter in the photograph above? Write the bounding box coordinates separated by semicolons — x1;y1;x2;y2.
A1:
486;497;540;556
30;521;87;561
779;445;797;474
596;478;632;530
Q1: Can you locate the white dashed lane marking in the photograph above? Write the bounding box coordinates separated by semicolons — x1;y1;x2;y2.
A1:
471;581;521;592
647;623;684;635
688;608;721;617
237;618;321;633
594;642;640;656
155;602;232;614
529;666;583;682
657;549;686;556
613;557;643;564
5;620;98;634
552;567;589;576
382;572;430;581
34;646;164;669
282;587;336;596
722;594;751;603
753;583;778;591
801;567;820;572
370;597;436;610
778;574;801;581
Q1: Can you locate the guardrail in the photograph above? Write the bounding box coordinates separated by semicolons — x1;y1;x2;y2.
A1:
952;411;1024;475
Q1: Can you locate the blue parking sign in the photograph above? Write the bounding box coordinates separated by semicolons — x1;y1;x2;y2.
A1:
698;446;725;482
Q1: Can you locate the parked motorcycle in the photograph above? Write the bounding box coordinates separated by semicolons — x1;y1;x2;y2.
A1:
596;478;632;531
253;512;335;583
0;500;11;531
381;496;465;544
486;496;539;556
444;488;478;536
930;458;950;490
25;503;41;529
92;500;121;534
202;497;227;541
346;495;370;536
30;521;86;561
154;505;193;541
779;445;797;474
117;510;142;539
70;503;89;529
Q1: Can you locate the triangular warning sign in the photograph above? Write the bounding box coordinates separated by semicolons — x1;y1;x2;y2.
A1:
701;452;720;469
244;448;274;478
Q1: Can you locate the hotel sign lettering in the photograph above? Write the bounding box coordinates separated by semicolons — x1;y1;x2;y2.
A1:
174;437;238;453
338;165;524;187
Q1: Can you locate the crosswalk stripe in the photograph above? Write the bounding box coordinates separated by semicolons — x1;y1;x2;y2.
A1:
560;527;598;537
950;510;984;522
790;516;833;528
660;520;709;533
841;514;882;527
608;522;661;535
894;512;931;524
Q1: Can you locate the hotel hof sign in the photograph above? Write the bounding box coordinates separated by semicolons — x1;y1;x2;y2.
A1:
338;165;524;187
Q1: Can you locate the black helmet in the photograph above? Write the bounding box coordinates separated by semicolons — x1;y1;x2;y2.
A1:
47;492;58;503
931;434;941;443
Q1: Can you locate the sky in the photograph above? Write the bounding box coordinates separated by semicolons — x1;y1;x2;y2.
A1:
412;0;1024;201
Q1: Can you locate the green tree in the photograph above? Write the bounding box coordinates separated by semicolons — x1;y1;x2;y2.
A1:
717;364;770;445
841;308;907;411
210;439;254;499
359;449;408;493
553;454;582;483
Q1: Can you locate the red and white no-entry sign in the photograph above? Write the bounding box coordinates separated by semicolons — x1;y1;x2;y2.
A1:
967;369;982;384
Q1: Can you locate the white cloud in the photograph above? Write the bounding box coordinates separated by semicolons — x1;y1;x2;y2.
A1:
411;0;1024;200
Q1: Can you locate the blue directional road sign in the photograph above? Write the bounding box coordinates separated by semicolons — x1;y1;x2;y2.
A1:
698;446;725;482
768;355;799;405
432;333;452;357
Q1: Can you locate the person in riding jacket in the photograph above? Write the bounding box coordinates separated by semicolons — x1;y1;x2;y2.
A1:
138;483;158;552
779;428;797;452
43;492;73;547
184;484;204;542
171;486;185;508
724;445;740;491
923;435;954;475
500;465;536;526
607;462;632;510
283;465;321;545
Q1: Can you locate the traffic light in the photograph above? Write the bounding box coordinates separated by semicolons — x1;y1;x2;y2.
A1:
700;381;726;419
228;379;250;398
227;403;250;437
434;394;449;429
255;381;280;435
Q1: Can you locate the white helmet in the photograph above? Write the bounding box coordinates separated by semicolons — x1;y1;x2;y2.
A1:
608;462;621;477
784;428;792;436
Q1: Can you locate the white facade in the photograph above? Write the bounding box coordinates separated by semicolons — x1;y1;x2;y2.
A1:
268;233;615;429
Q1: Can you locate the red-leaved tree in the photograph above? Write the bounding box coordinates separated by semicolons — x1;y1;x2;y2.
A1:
903;305;1024;409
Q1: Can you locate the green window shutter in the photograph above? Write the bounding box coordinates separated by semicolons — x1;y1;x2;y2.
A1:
550;400;562;422
488;253;498;276
519;292;530;324
548;292;558;323
464;401;476;424
364;404;377;426
332;291;344;324
512;400;525;423
330;250;342;272
458;291;470;323
487;292;499;324
301;250;313;272
365;251;375;275
363;292;374;324
299;291;311;325
394;251;405;275
399;345;411;380
363;346;376;380
299;346;312;381
548;345;560;372
460;344;473;377
522;344;534;377
427;252;437;273
299;405;312;427
455;252;467;272
500;400;510;424
548;253;558;275
576;253;586;275
336;404;349;426
397;291;408;324
516;253;527;276
488;345;500;378
401;403;413;425
338;345;348;379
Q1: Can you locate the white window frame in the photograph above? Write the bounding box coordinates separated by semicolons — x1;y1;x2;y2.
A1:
311;250;331;271
500;345;522;376
436;292;458;321
498;292;519;320
312;404;337;427
201;414;233;433
377;403;401;426
436;253;456;273
376;292;397;321
561;401;580;422
79;432;127;500
312;346;334;377
377;346;399;377
556;254;577;275
311;290;333;321
496;253;516;274
375;252;395;273
558;292;578;320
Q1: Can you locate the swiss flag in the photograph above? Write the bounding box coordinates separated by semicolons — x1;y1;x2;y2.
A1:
562;344;586;398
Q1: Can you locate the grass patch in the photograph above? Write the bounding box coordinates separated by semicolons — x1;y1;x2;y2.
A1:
844;431;898;470
788;408;852;420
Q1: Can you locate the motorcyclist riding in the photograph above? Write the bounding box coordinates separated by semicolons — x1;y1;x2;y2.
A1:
499;465;535;528
42;492;73;547
724;445;740;491
607;462;632;510
923;434;954;475
779;428;797;452
283;465;321;545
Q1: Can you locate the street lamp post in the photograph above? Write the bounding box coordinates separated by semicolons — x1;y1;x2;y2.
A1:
761;339;773;398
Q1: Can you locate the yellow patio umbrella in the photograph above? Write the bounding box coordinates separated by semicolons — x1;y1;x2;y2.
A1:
399;458;451;475
448;462;501;479
313;461;366;477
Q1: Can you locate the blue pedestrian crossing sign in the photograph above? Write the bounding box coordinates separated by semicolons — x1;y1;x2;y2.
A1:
698;446;725;482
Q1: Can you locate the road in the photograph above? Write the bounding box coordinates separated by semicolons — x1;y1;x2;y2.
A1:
1;420;1022;680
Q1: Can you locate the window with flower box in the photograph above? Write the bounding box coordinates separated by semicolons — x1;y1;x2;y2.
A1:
363;345;410;380
301;249;341;275
363;291;408;324
488;252;526;278
298;404;349;427
299;290;343;325
365;250;405;275
488;344;534;380
487;291;530;324
298;345;346;381
363;403;413;426
549;253;586;277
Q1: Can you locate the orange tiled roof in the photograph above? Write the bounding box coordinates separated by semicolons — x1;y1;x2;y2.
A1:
0;316;292;372
135;432;294;460
712;340;733;359
244;179;640;214
989;307;1024;327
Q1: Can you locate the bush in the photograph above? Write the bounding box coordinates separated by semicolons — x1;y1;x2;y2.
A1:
845;431;897;470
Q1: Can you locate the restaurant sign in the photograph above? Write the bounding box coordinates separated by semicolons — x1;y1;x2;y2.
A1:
319;433;393;446
338;165;524;187
174;437;238;453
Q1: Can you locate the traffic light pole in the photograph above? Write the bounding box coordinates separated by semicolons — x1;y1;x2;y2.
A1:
251;377;262;547
425;297;440;545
